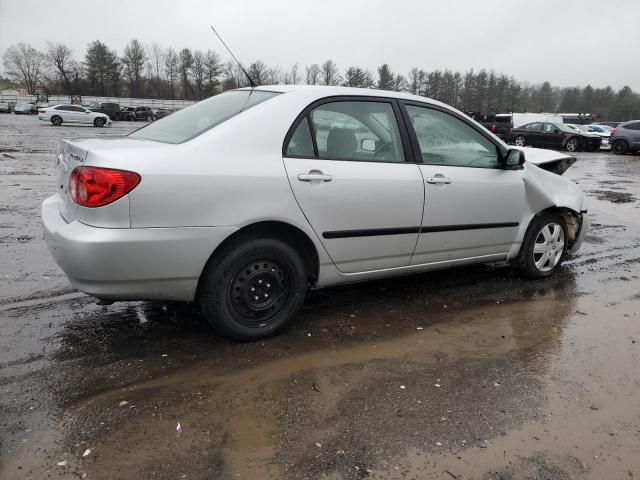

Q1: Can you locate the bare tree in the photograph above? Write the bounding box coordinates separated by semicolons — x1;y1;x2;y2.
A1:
305;63;321;85
192;50;206;99
204;49;223;95
3;43;45;94
122;39;147;98
164;48;179;99
178;48;194;99
45;42;77;94
321;60;340;86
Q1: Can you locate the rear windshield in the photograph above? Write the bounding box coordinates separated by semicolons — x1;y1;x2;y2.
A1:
129;90;280;144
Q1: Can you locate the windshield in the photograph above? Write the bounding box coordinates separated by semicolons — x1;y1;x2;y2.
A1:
130;90;280;144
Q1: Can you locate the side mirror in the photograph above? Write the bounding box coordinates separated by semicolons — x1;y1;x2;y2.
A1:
361;138;377;152
504;148;526;169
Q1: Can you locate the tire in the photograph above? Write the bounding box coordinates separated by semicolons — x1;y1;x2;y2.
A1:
146;115;153;122
51;115;62;126
517;212;568;279
199;238;308;341
566;137;579;152
612;139;629;155
514;135;526;147
94;117;105;127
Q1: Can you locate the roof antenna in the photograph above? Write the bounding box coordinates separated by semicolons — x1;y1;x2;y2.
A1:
210;25;257;88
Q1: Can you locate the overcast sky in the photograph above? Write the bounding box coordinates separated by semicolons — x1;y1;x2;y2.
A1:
1;0;639;90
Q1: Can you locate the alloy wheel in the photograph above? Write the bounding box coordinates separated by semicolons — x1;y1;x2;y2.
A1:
515;136;526;147
566;138;578;152
533;223;565;272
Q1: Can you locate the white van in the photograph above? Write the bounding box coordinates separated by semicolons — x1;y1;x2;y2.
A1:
497;113;564;128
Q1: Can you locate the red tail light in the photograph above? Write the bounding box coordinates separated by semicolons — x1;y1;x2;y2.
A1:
611;128;616;136
70;166;141;208
491;123;496;132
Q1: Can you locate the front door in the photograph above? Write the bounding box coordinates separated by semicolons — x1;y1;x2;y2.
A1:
541;122;564;148
402;103;526;265
283;98;424;273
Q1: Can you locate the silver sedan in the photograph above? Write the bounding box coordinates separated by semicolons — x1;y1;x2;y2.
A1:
42;86;589;340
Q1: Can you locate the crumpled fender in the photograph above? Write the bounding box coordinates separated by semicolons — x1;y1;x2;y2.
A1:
523;162;585;213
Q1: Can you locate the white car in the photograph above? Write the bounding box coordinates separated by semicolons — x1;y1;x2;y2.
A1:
42;85;589;340
567;124;611;150
38;104;111;127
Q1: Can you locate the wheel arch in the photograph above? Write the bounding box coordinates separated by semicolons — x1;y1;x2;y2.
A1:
196;220;320;299
531;205;582;246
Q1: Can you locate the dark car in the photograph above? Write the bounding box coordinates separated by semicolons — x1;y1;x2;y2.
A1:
130;106;155;121
86;101;121;120
610;120;640;154
119;107;136;121
151;107;173;120
13;103;37;115
467;112;513;139
509;122;601;152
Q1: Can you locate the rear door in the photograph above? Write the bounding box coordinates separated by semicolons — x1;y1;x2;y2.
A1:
401;102;526;265
283;97;424;273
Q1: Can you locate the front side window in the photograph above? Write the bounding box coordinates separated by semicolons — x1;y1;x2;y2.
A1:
130;90;280;144
406;105;499;168
543;123;557;133
305;101;404;162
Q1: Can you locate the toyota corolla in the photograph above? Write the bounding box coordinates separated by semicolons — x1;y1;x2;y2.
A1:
42;85;589;340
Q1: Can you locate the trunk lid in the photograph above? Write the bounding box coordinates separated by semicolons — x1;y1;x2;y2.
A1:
55;140;88;223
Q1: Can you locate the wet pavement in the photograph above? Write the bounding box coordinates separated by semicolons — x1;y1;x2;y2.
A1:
1;113;639;479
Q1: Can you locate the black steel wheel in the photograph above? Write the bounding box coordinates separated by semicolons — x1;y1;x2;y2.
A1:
199;238;307;340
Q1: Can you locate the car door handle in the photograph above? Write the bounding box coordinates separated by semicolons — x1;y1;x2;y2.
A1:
426;176;452;184
298;171;332;182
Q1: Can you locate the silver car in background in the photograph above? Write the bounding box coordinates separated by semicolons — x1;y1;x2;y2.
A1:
42;86;589;340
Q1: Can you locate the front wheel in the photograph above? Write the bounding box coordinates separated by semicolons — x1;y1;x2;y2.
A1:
514;135;526;147
199;238;307;341
517;212;568;279
612;139;629;155
94;117;105;127
566;137;580;152
51;115;62;126
146;115;153;122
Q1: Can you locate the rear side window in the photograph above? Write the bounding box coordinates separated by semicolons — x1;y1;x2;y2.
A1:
130;90;279;144
626;122;640;130
286;117;314;157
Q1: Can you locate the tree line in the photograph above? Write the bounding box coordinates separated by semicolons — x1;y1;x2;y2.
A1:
2;40;640;120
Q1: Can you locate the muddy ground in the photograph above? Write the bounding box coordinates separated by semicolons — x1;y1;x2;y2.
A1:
1;113;639;480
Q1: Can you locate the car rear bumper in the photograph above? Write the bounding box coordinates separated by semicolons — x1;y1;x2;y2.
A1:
42;194;237;301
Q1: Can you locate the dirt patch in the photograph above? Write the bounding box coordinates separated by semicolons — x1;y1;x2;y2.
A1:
589;189;636;203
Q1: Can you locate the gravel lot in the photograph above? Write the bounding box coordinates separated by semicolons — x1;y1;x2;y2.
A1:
1;113;639;480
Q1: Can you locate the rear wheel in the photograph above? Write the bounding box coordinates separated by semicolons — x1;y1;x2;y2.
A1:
517;212;568;279
51;115;62;126
612;139;629;155
514;135;526;147
566;137;580;152
199;238;307;341
94;117;105;127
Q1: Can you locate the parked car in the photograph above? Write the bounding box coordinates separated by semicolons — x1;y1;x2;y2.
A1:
566;124;611;150
151;107;173;119
38;104;111;127
0;101;10;113
509;122;601;152
593;121;621;128
610;120;640;154
131;106;155;121
86;101;121;120
42;85;589;341
119;107;136;121
14;103;37;115
467;112;513;139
